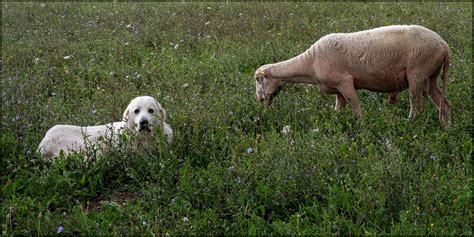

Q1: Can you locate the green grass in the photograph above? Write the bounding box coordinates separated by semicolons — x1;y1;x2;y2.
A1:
1;2;472;235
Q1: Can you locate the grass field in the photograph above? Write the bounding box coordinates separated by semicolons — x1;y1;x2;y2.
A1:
1;2;472;235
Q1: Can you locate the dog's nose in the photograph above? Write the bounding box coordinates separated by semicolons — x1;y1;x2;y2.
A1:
139;120;149;126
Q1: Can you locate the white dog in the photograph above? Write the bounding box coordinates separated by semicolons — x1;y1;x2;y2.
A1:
38;96;173;159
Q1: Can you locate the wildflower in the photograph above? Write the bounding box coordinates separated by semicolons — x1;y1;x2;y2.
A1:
56;225;64;234
126;24;132;28
282;125;291;135
246;148;254;153
430;155;436;161
290;139;296;146
142;220;148;226
134;73;141;81
63;55;71;60
92;106;97;116
205;21;211;25
174;44;179;49
182;217;189;222
182;83;189;88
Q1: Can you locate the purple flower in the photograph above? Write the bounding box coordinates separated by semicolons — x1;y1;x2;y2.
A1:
56;225;64;234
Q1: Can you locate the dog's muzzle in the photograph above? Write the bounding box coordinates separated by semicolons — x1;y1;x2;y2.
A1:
138;120;151;132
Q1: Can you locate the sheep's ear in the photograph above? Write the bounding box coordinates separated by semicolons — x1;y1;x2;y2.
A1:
255;69;267;82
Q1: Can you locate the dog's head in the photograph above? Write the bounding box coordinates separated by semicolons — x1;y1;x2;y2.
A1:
122;96;166;134
255;65;287;106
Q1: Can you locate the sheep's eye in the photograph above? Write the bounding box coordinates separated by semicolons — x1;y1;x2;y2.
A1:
134;109;140;114
148;109;154;113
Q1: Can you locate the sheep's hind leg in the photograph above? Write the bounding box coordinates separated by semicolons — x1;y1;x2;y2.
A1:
335;93;346;112
407;73;425;121
427;75;451;126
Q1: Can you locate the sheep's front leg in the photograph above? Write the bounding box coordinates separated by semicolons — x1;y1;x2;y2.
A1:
335;93;346;112
338;83;363;119
388;91;398;104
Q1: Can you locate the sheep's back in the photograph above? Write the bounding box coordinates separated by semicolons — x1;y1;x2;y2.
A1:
313;25;445;64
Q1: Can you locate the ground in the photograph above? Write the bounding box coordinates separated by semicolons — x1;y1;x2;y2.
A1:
1;2;472;235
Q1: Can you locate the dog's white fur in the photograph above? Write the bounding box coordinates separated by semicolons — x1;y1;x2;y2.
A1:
38;96;173;159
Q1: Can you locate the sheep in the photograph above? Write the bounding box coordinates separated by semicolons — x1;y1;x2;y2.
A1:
254;25;451;127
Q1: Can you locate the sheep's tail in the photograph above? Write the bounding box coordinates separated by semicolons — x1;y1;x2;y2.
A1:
441;45;450;98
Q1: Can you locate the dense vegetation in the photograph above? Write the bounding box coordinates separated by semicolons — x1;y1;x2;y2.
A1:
1;2;471;235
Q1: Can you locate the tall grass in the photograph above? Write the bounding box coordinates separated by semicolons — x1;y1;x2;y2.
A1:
1;2;472;235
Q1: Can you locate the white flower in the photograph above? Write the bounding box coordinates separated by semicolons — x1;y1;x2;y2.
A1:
246;148;254;153
63;55;71;60
282;125;291;135
182;217;189;222
126;24;132;28
174;44;179;49
205;21;211;25
182;83;189;88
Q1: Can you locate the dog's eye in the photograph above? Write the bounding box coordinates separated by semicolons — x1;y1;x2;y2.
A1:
148;109;154;113
134;109;140;114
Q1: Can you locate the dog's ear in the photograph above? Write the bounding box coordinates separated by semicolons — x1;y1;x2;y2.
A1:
122;106;130;121
154;98;167;121
123;103;135;130
160;107;167;121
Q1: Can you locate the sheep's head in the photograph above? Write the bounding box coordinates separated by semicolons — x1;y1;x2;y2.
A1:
255;65;287;106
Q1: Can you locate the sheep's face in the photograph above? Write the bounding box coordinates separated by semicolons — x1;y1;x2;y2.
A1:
255;68;286;106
